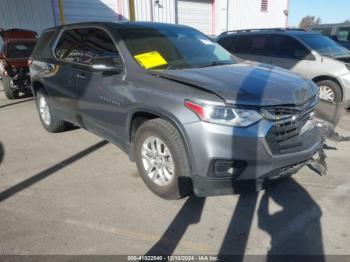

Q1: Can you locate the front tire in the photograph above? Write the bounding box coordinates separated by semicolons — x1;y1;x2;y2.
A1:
2;76;19;100
35;89;68;133
317;80;342;103
134;119;192;199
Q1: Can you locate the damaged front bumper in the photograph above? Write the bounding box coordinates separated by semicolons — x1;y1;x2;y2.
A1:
183;119;322;197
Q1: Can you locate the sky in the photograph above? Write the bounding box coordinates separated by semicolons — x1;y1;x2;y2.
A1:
288;0;350;27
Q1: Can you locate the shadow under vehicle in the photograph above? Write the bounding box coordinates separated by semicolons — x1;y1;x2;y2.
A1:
0;28;37;99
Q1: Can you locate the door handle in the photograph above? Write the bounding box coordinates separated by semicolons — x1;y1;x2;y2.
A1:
76;73;86;80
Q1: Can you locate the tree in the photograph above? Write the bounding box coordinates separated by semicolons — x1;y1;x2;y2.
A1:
299;16;321;30
344;20;350;24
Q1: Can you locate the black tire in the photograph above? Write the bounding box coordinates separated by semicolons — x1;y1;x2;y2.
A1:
35;89;68;133
2;76;19;100
316;80;342;103
134;118;192;200
24;88;33;97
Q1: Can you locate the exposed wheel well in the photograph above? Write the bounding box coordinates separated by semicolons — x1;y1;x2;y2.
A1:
32;81;45;96
129;112;159;144
312;75;343;98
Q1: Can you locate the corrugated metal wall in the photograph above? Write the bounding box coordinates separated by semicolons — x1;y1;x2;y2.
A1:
134;0;175;23
227;0;288;31
134;0;288;35
0;0;55;33
0;0;289;39
53;0;130;24
153;0;176;23
177;0;213;34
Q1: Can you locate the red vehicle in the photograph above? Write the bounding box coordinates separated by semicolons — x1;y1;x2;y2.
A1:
0;28;37;99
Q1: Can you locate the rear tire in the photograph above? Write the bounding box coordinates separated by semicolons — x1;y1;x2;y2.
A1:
317;80;342;103
35;89;68;133
134;118;192;200
2;76;19;100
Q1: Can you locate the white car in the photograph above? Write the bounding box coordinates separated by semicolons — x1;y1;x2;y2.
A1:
217;29;350;104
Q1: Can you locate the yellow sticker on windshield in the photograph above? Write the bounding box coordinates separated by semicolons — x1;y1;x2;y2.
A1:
134;51;168;69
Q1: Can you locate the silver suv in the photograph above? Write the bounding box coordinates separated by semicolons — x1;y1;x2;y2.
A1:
217;29;350;104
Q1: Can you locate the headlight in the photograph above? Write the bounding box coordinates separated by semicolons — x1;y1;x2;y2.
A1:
185;100;262;127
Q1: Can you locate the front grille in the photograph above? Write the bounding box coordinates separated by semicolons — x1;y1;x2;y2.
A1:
264;97;318;155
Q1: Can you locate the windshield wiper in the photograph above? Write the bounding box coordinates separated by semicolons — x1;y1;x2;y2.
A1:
194;61;234;68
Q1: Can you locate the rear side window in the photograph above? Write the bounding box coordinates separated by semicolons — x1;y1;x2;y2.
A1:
32;30;56;58
217;36;234;51
54;28;120;65
232;35;273;56
272;35;309;59
78;28;120;66
54;28;88;63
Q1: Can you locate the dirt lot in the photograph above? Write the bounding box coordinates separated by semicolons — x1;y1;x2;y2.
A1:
1;82;350;257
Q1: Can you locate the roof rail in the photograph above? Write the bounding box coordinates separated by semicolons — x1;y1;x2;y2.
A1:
219;28;305;36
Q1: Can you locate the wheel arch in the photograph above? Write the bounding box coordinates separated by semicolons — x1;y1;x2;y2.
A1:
312;75;343;99
127;107;194;173
31;80;47;97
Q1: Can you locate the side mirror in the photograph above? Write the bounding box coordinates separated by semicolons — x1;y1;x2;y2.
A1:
91;56;123;74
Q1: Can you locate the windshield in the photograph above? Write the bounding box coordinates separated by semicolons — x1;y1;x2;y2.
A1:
118;26;235;70
297;34;350;57
6;41;36;59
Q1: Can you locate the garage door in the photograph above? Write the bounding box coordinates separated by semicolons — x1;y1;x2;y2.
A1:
177;0;213;35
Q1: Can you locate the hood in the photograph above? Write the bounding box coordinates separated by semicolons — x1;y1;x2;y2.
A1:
154;63;318;107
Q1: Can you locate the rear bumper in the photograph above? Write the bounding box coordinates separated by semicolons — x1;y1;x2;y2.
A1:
183;120;322;197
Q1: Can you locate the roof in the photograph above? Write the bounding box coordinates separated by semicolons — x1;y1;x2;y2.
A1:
218;28;321;39
44;21;191;33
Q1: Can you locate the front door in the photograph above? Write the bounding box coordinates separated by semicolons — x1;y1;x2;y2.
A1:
268;35;310;76
75;28;129;146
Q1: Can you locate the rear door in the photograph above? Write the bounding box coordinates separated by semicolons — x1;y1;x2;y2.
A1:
49;28;89;124
229;34;274;64
75;28;128;145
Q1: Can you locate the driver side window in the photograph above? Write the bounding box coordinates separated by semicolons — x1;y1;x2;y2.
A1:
272;35;310;60
54;28;122;67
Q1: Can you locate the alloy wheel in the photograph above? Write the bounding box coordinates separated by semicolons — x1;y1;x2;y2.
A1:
141;136;175;186
39;95;51;125
319;85;335;102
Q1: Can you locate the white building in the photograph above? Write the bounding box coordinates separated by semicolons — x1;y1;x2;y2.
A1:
0;0;289;36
